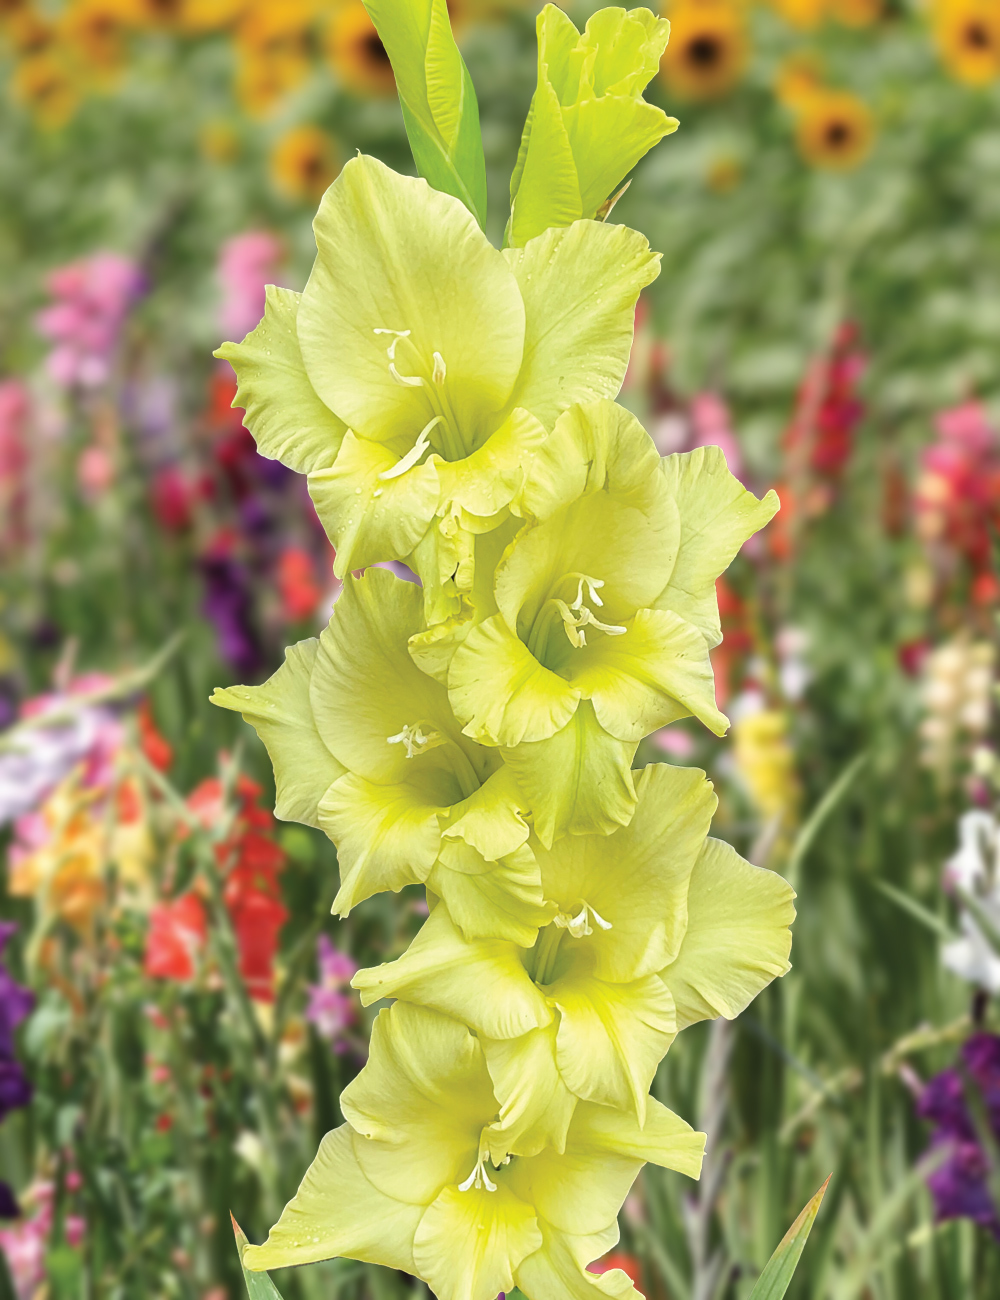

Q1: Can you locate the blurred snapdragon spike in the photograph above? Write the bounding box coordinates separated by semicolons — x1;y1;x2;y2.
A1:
0;923;32;1221
506;5;678;248
213;7;793;1298
363;0;488;226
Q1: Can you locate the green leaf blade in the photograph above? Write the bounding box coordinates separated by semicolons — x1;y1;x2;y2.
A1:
233;1215;287;1300
747;1176;831;1300
363;0;487;227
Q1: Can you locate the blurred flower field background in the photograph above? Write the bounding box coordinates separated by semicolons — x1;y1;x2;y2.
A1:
3;0;1000;1296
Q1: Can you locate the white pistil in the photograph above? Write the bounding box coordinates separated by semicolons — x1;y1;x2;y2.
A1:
374;328;425;387
458;1153;497;1193
386;722;441;759
378;417;442;480
432;351;447;385
555;902;613;938
556;574;627;648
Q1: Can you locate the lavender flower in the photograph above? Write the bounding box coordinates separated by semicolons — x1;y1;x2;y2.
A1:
305;936;357;1049
918;1032;1000;1237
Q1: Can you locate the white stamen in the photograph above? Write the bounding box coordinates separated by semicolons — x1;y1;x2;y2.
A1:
432;351;447;385
554;902;613;938
378;417;442;480
386;722;441;759
458;1154;497;1193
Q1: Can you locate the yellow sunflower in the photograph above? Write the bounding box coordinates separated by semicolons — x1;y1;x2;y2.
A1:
4;7;56;56
125;0;186;27
828;0;881;27
234;0;314;111
271;123;340;201
794;87;874;169
660;0;748;101
933;0;1000;85
11;51;81;127
60;0;132;78
200;118;240;161
176;0;249;31
768;0;826;31
325;0;396;96
774;49;824;108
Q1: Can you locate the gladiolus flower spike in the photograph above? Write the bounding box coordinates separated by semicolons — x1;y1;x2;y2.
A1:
211;7;793;1299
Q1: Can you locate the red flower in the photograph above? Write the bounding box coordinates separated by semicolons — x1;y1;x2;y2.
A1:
588;1252;642;1287
145;893;207;981
277;545;323;622
138;701;173;773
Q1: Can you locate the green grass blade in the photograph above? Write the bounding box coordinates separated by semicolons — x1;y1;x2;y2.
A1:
747;1176;831;1300
364;0;487;226
785;752;867;892
873;879;958;941
232;1215;286;1299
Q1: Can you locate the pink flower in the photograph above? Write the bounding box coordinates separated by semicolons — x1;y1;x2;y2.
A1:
36;252;144;390
0;381;29;553
217;232;283;342
306;936;358;1047
689;391;744;479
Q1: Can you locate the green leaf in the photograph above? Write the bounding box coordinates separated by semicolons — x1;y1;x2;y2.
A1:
747;1176;831;1300
363;0;487;227
233;1215;287;1299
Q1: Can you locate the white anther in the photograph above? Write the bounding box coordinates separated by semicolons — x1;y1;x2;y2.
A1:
386;722;441;759
458;1154;497;1193
432;352;447;385
572;576;605;610
378;417;442;480
555;902;613;938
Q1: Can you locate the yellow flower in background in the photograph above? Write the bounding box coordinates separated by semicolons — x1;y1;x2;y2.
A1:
125;0;186;28
11;51;81;128
705;153;742;191
828;0;881;27
60;0;132;80
774;49;824;109
732;708;800;828
795;87;874;169
234;1;315;112
176;0;249;32
199;118;241;161
9;776;107;934
768;0;825;31
325;0;396;96
934;0;1000;84
660;0;748;101
271;124;340;201
4;7;56;55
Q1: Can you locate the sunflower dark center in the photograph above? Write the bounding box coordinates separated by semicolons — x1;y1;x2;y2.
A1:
687;34;723;67
964;19;992;48
825;120;851;148
364;32;392;66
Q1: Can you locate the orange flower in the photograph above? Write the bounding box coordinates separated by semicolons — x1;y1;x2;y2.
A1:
270;124;339;201
325;0;395;96
660;0;748;101
795;87;874;169
933;0;1000;85
4;7;56;56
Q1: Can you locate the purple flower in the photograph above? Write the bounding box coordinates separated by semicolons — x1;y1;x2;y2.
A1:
0;1183;17;1220
918;1033;1000;1237
0;924;31;1124
306;936;358;1048
199;549;264;678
